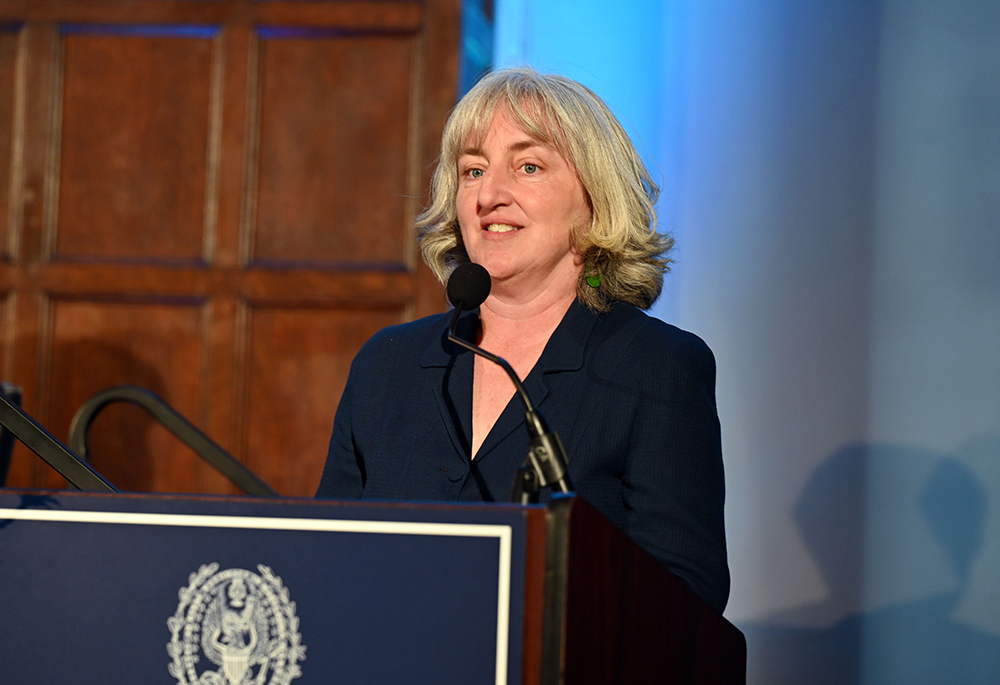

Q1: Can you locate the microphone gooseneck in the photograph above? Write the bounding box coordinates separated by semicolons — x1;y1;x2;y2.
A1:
444;263;573;501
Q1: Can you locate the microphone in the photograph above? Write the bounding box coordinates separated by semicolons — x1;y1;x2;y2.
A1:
446;261;491;310
445;263;573;502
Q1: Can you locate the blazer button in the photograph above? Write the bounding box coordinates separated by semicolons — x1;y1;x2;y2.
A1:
440;466;467;483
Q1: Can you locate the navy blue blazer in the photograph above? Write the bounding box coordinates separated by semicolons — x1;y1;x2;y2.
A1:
316;300;730;613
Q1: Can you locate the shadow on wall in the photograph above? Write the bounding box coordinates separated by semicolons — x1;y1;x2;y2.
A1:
742;437;1000;684
50;340;168;493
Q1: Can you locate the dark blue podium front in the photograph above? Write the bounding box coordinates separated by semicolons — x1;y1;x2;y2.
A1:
0;490;534;685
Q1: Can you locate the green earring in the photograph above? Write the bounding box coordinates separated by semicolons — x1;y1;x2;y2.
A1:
585;260;601;288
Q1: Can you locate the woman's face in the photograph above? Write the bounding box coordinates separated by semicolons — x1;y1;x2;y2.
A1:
455;110;591;296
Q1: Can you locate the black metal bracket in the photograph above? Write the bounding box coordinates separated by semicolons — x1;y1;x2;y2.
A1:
0;383;118;492
68;385;276;496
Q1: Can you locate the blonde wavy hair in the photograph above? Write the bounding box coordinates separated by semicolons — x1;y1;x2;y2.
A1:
417;67;673;311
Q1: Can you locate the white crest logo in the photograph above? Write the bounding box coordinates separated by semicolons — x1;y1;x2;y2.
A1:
167;563;306;685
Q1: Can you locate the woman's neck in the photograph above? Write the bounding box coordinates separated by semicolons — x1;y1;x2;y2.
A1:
478;286;577;352
467;273;578;459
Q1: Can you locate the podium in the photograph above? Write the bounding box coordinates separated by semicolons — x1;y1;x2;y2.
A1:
0;489;745;684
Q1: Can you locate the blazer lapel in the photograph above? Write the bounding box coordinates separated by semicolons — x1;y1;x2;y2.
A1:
474;301;597;462
420;310;477;460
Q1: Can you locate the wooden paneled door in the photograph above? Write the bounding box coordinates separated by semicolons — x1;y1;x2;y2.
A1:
0;1;465;496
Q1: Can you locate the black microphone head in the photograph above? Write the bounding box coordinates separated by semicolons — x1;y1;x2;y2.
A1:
447;263;492;310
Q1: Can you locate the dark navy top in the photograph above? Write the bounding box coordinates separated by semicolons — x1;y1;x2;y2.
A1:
316;300;730;612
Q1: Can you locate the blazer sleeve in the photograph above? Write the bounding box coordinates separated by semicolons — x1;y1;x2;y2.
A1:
314;335;385;499
619;329;730;613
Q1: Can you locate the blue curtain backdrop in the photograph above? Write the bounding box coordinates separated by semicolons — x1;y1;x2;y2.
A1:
493;1;1000;682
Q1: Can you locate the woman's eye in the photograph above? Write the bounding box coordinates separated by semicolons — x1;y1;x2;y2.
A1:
523;163;538;174
468;168;484;179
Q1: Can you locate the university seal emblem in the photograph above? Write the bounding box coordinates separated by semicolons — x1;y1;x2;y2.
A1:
167;563;306;685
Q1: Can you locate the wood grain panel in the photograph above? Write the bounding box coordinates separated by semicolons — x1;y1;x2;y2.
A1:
0;2;423;30
44;297;217;493
0;25;22;259
2;289;44;488
253;30;417;266
0;261;429;303
0;0;466;496
55;27;217;261
1;290;11;378
244;303;403;496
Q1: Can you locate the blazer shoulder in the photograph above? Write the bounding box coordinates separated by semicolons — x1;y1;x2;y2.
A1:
600;304;716;376
353;311;449;364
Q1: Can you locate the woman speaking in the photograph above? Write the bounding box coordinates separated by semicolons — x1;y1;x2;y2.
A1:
316;68;729;614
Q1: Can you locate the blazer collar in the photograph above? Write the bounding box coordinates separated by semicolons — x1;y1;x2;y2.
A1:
418;300;598;372
418;300;601;461
420;308;478;369
532;299;596;375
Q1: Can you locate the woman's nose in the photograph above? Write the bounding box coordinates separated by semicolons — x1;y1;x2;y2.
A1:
477;168;514;210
